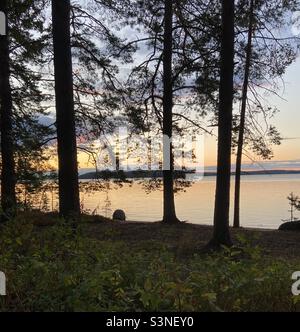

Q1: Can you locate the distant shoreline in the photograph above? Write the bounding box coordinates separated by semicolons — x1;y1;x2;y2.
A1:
78;169;300;180
204;169;300;177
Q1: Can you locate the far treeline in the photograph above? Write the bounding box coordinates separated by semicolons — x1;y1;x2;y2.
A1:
0;0;299;248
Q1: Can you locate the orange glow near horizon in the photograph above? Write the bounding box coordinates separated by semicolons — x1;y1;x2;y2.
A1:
76;137;300;171
45;132;300;172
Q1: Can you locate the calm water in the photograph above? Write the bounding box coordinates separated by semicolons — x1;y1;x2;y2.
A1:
79;174;300;230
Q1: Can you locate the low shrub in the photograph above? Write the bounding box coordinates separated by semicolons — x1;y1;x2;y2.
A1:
0;216;299;312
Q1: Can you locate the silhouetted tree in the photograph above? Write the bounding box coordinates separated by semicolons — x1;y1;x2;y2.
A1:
286;193;300;222
233;0;299;228
117;0;220;222
0;0;16;219
233;0;255;228
162;0;180;224
208;0;235;248
52;0;80;219
0;0;55;220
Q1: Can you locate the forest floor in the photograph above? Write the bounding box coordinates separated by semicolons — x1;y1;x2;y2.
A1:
1;211;300;311
83;219;300;259
27;211;300;259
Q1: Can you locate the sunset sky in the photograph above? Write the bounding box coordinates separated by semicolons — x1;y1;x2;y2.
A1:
190;56;300;170
55;3;300;173
77;56;300;172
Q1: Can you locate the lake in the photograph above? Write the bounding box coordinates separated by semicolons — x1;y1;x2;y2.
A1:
78;173;300;230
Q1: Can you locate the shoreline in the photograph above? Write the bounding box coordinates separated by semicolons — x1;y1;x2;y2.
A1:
78;169;300;180
121;219;278;231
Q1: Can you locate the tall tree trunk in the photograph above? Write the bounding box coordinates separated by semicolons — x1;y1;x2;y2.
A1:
208;0;235;247
233;0;255;228
0;1;16;220
162;0;179;224
52;0;80;219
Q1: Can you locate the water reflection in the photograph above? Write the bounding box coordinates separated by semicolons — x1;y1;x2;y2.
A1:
27;174;300;230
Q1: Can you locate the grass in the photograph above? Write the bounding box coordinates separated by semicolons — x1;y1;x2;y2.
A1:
0;211;300;312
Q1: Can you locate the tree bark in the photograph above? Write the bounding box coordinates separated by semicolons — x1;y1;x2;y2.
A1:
52;0;80;219
162;0;179;224
233;0;255;228
209;0;235;247
0;1;17;220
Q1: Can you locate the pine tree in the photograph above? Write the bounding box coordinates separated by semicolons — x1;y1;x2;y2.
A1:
0;0;54;220
0;0;16;219
233;0;255;228
116;0;220;223
162;0;180;224
208;0;235;248
52;0;80;219
233;0;300;228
